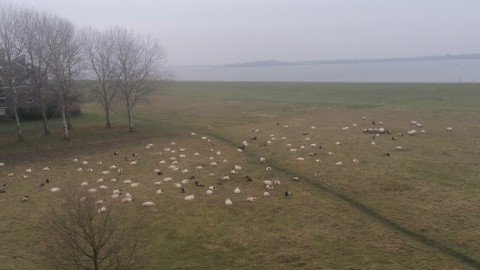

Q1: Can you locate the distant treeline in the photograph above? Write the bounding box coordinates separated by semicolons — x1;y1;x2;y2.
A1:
221;53;480;68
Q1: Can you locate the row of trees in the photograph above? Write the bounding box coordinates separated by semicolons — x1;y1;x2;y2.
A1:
0;2;170;141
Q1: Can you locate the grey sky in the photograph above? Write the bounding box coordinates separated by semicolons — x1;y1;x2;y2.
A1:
15;0;480;66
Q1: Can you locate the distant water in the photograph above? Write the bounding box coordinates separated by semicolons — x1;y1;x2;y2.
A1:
172;59;480;83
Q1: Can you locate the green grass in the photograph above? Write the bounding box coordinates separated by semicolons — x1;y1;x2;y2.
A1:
1;81;480;269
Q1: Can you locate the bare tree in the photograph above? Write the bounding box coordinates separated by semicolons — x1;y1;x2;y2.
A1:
44;187;141;270
82;27;118;128
17;8;53;135
0;3;25;141
110;26;170;132
45;15;84;139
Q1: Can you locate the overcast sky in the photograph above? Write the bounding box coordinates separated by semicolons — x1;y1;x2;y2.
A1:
14;0;480;66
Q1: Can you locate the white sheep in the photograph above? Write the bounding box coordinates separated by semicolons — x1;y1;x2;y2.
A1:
97;178;104;183
8;173;15;177
42;166;51;171
142;201;155;207
99;185;108;190
123;179;132;184
353;159;360;164
263;191;270;196
50;187;61;193
225;198;233;205
234;187;241;194
121;197;132;203
130;183;140;187
181;179;190;185
101;170;111;175
395;145;403;150
0;162;5;166
234;165;242;171
446;127;454;132
246;197;256;202
25;168;32;173
88;188;98;193
156;189;165;194
173;183;182;188
259;157;266;163
206;189;214;195
184;194;195;201
335;161;344;166
80;181;89;187
81;161;88;165
266;167;272;171
98;206;107;213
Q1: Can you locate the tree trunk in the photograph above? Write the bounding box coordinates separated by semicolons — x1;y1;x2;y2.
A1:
66;104;73;130
11;87;23;142
38;94;50;135
128;111;134;132
105;104;111;128
61;105;69;140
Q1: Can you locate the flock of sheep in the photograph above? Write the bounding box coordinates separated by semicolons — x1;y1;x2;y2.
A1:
0;116;454;214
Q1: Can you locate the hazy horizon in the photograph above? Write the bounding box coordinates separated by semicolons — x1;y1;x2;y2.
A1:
13;0;480;67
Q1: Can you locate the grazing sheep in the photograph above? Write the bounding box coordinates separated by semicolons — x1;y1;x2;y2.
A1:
246;197;256;202
8;173;15;177
95;199;104;205
296;157;305;161
225;198;233;205
285;191;292;197
113;189;122;195
80;181;89;187
97;178;104;183
234;187;241;194
184;194;195;201
111;178;118;183
121;197;133;203
383;152;391;157
129;161;137;166
25;168;32;173
73;158;79;162
101;170;110;175
263;191;270;196
292;176;300;182
259;157;266;163
142;201;155;207
335;161;344;166
123;179;133;184
76;168;84;172
0;184;6;193
173;183;182;188
234;165;242;171
446;127;454;132
98;206;107;213
265;184;274;190
125;192;132;198
50;187;60;193
156;189;165;194
266;167;272;171
395;146;403;151
163;177;173;182
263;180;273;186
195;181;204;187
86;168;94;172
88;188;98;193
353;159;360;164
81;161;88;165
181;179;190;185
206;189;214;195
0;162;5;166
21;195;30;202
273;179;281;185
154;181;163;185
130;183;140;188
407;130;417;136
42;166;51;171
112;194;120;199
99;185;108;190
335;142;341;146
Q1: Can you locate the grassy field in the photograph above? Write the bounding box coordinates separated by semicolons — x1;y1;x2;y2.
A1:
0;82;480;269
